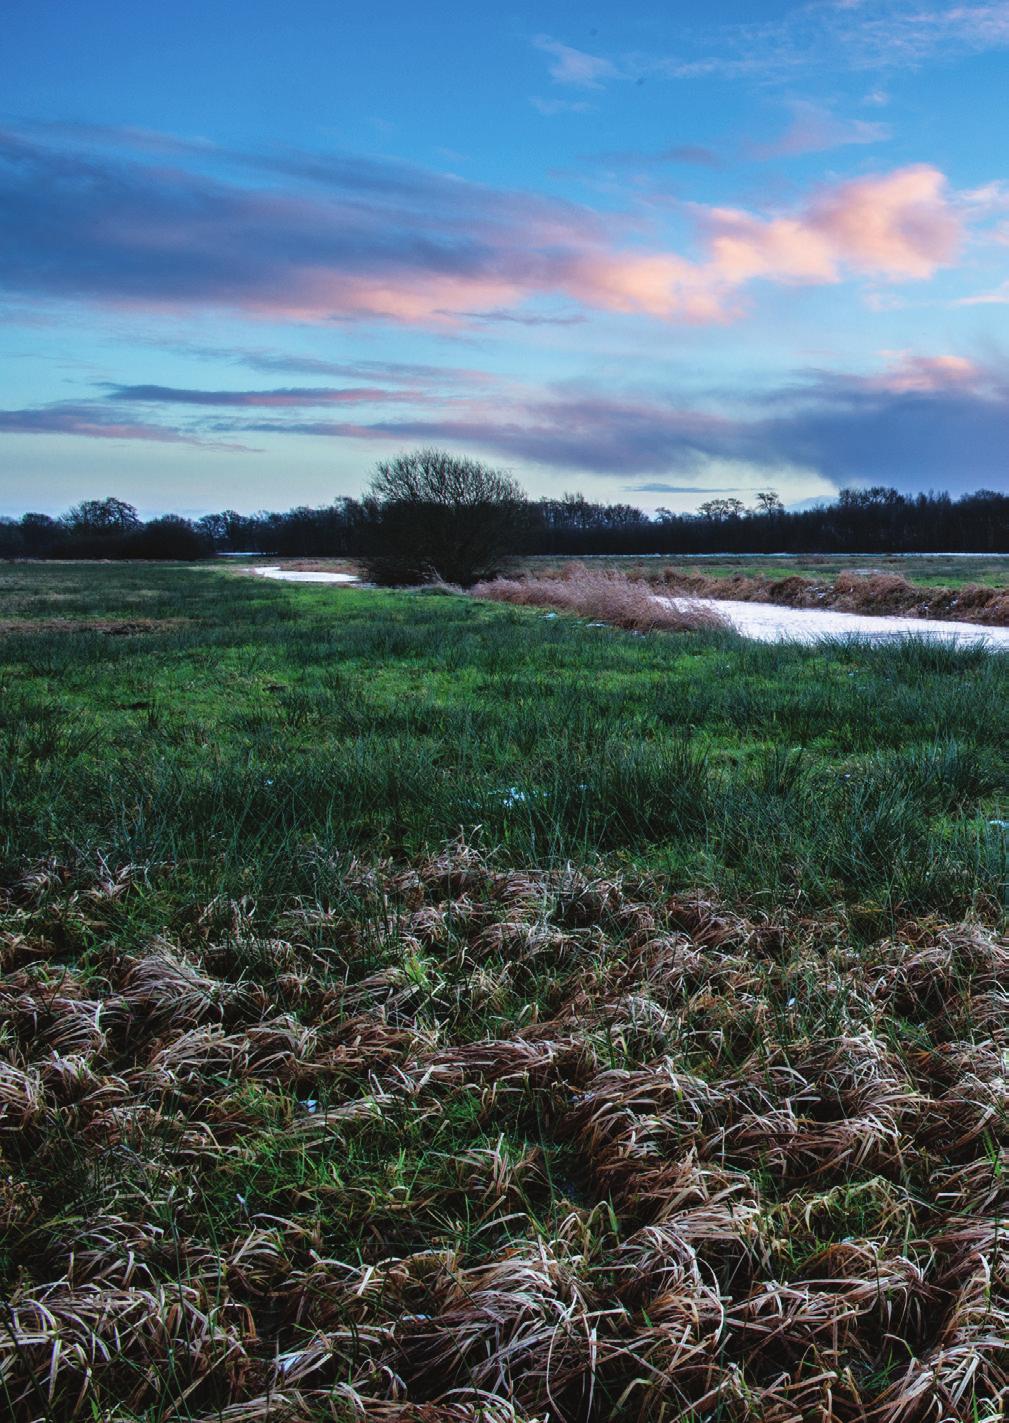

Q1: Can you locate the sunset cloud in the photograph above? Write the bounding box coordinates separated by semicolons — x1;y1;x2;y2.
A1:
867;351;984;393
752;100;890;159
199;351;1009;498
6;349;1008;501
807;164;960;278
0;130;973;335
0;402;250;447
105;384;423;407
700;165;961;293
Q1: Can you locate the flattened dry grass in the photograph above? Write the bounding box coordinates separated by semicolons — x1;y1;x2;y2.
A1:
471;567;726;633
6;843;1009;1421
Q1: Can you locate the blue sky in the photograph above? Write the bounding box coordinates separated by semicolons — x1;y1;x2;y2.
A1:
2;0;1009;515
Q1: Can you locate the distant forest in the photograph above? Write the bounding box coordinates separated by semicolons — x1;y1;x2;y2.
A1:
7;484;1009;560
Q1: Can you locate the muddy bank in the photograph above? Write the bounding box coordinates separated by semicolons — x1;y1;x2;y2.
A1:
650;568;1009;625
660;595;1009;646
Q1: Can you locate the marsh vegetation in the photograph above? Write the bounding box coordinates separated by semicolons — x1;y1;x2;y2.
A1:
5;563;1009;1420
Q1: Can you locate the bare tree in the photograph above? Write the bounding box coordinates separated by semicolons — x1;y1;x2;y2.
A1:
696;497;745;521
755;489;784;515
362;448;527;586
64;497;141;533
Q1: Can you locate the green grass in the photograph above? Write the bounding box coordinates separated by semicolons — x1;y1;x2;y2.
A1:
523;550;1009;587
2;561;1009;924
7;562;1009;1420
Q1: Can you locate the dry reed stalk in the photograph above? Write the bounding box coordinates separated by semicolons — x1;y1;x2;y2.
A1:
471;569;726;633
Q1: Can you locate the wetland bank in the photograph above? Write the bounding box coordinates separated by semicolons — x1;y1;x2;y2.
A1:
5;560;1009;1421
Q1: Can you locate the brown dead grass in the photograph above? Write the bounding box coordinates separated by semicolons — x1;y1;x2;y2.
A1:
471;566;726;633
650;567;1009;626
5;846;1009;1418
0;617;189;635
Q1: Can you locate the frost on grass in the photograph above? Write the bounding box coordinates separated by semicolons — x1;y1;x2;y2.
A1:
5;845;1009;1419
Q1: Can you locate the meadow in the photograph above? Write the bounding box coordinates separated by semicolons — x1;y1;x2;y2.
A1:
524;552;1009;589
5;562;1009;1420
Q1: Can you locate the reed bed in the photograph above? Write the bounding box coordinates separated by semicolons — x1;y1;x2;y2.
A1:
473;562;1009;632
4;842;1009;1420
471;567;726;633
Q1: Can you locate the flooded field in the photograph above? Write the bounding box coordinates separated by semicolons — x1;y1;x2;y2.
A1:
252;564;359;584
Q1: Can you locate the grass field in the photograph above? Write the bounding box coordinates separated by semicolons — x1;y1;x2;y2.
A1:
5;562;1009;1420
523;553;1009;589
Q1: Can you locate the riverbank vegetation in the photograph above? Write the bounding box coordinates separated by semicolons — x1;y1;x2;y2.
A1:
471;567;727;633
5;563;1009;1419
500;561;1009;626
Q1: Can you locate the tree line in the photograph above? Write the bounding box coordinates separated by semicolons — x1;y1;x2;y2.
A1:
5;452;1009;583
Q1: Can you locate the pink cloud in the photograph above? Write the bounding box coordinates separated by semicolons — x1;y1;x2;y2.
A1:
580;164;962;321
752;101;890;160
703;210;838;284
530;166;961;322
689;165;961;308
869;352;983;393
0;130;969;332
808;164;960;278
107;384;425;407
0;402;254;448
564;252;735;323
285;274;528;327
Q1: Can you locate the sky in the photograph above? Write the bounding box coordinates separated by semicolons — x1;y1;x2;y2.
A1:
2;0;1009;517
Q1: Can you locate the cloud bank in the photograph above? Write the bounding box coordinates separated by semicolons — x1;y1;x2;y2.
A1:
9;350;1005;502
0;128;969;330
